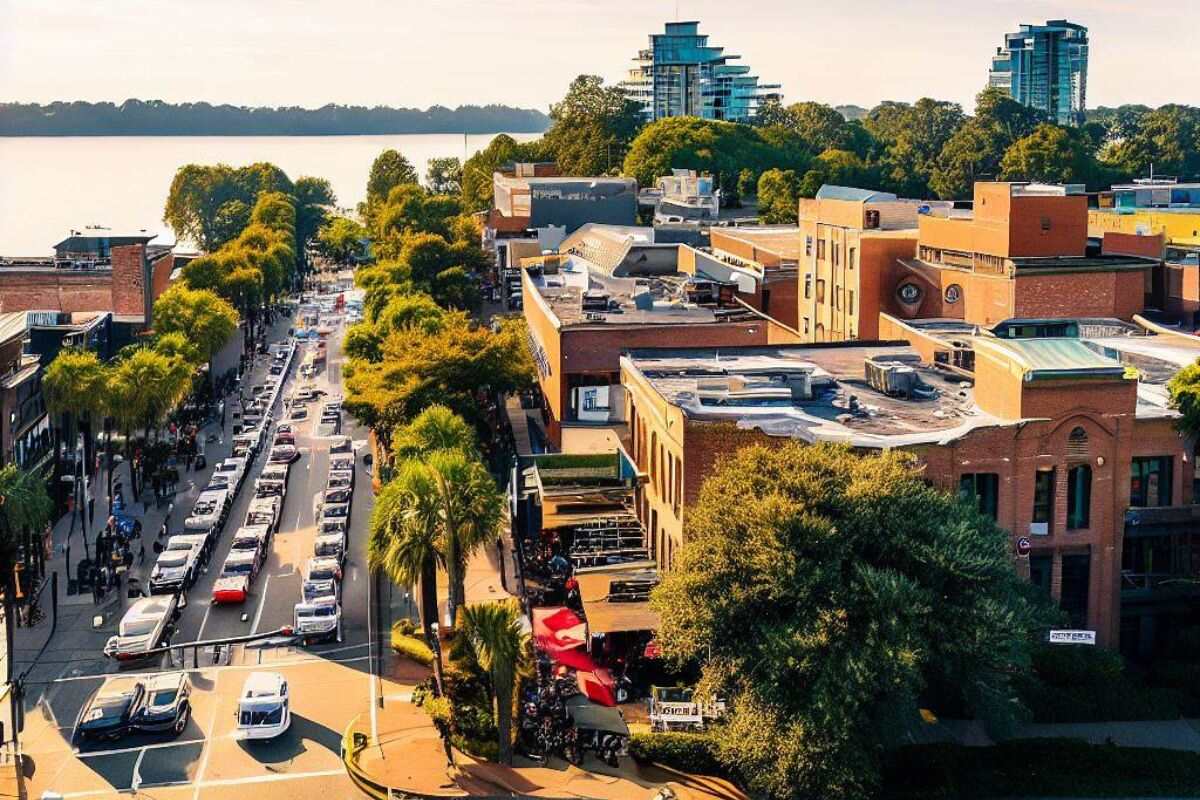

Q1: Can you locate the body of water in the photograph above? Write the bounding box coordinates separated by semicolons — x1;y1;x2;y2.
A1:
0;132;539;256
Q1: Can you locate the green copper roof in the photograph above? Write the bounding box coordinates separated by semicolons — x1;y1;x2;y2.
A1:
981;337;1128;381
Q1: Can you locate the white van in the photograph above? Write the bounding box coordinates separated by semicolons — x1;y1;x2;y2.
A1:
235;672;291;740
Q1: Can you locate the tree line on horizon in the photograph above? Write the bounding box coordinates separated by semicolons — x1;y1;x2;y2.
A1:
0;99;549;136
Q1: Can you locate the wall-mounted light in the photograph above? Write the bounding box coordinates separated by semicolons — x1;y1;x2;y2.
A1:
1096;456;1105;467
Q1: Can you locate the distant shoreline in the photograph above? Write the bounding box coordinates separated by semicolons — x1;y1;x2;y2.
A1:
0;100;550;137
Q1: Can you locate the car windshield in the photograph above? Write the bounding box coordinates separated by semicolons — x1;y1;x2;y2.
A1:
150;689;178;706
166;540;193;551
192;502;215;515
310;566;337;581
121;618;157;637
239;705;283;726
232;538;258;550
223;562;252;576
158;554;188;568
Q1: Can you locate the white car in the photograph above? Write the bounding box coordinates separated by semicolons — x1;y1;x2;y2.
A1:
212;459;245;489
294;596;341;644
302;557;342;603
313;527;346;563
245;496;282;533
148;542;201;595
260;463;289;483
235;672;291;740
104;596;179;661
185;489;229;534
165;532;211;563
231;525;270;566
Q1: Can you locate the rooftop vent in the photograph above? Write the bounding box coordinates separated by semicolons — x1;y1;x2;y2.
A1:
582;290;609;312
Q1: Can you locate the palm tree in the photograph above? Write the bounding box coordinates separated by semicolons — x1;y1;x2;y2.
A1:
425;449;503;629
368;461;444;644
0;464;54;604
458;599;529;765
43;349;107;549
391;404;476;463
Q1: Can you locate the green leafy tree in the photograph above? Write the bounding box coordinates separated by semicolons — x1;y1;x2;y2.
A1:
431;266;481;314
461;134;548;212
426;158;463;194
318;217;368;265
1168;359;1200;440
1001;123;1098;185
864;99;966;197
369;461;445;642
797;149;874;198
164;162;296;250
930;88;1045;200
365;149;420;222
151;284;239;365
652;442;1056;799
293;175;336;253
1104;104;1200;179
43;348;107;487
458;599;530;765
375;186;461;249
544;74;644;175
756;169;799;224
0;464;53;598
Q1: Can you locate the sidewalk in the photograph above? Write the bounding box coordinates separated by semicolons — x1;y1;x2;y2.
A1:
345;676;748;800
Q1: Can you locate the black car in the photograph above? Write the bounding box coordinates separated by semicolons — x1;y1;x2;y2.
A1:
322;487;352;505
73;672;193;743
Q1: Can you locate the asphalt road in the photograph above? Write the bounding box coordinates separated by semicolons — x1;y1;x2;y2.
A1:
19;306;379;799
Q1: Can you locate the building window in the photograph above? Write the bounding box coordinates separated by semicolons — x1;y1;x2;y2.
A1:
1029;555;1052;596
849;247;857;269
1033;469;1054;527
1067;464;1091;529
1067;426;1089;459
816;279;826;303
944;284;962;304
1040;216;1052;233
674;455;682;517
848;290;855;315
816;238;826;260
959;472;999;520
804;274;812;299
1061;553;1090;628
832;243;840;267
803;317;810;334
897;282;922;305
1131;456;1173;507
805;236;813;256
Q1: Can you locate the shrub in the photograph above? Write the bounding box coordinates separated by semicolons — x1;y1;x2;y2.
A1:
453;734;499;762
1031;643;1123;688
391;630;434;666
393;618;418;637
628;732;726;778
1017;643;1184;722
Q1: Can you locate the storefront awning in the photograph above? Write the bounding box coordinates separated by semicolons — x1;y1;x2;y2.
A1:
576;571;661;635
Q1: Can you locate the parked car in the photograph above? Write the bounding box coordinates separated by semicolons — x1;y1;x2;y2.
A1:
255;478;286;499
302;557;342;603
294;596;341;644
104;595;179;661
128;672;192;736
148;542;201;594
321;487;352;505
274;431;296;447
230;526;269;566
290;406;309;421
205;473;234;493
313;528;346;563
326;471;353;490
329;456;354;474
329;436;352;454
269;445;299;464
165;532;212;567
212;551;259;604
245;496;282;533
261;463;289;482
185;490;229;534
235;672;291;740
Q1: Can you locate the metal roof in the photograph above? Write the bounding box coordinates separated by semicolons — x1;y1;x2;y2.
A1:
980;338;1128;381
815;185;898;203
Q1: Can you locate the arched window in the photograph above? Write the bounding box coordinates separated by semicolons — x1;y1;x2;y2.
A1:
1067;426;1089;459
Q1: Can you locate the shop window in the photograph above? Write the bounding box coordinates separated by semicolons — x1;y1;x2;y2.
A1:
959;473;999;520
1131;456;1172;507
1067;464;1091;529
1029;555;1052;596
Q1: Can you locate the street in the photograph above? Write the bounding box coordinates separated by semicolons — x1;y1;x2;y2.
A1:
15;306;379;799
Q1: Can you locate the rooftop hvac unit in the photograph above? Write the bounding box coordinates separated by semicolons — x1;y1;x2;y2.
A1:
582;290;610;312
865;356;936;399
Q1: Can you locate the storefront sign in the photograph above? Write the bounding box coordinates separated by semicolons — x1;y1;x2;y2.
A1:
1048;629;1096;645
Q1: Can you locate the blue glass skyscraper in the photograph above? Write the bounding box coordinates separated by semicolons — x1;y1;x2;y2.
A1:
988;19;1088;127
622;21;780;125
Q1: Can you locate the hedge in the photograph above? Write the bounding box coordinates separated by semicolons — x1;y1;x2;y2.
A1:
882;738;1200;798
391;625;434;666
628;732;726;778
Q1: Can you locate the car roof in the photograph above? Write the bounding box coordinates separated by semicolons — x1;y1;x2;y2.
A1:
144;671;187;691
242;671;285;697
196;489;227;503
167;534;206;546
97;675;144;698
126;596;173;619
225;549;257;565
308;556;340;570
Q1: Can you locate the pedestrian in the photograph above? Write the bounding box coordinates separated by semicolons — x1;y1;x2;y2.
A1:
138;541;145;565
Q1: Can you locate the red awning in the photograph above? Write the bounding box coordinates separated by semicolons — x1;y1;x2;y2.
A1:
576;668;617;707
531;607;586;655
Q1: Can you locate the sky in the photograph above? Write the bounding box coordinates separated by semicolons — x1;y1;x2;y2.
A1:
0;0;1193;113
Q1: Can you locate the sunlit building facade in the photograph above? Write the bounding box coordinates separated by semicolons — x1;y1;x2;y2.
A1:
988;19;1088;126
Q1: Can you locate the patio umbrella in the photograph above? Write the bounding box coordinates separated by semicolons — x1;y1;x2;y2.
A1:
576;668;617;707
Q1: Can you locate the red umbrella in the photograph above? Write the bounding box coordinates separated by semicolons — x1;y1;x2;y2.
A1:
552;647;598;672
576;668;617;707
643;639;662;659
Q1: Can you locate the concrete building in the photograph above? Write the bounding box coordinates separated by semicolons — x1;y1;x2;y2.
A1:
620;320;1200;657
0;312;50;472
488;167;638;240
521;224;792;451
621;21;780;124
988;19;1088;126
640;170;720;225
708;226;802;332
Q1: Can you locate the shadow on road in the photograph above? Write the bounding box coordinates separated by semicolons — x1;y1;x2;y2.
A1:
235;713;341;765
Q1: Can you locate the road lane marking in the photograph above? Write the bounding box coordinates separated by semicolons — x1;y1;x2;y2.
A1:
250;573;272;633
195;603;213;642
58;769;349;798
36;655;371;685
75;736;207;759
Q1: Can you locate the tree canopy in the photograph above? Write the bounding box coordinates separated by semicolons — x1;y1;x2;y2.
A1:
151;284;239;363
543;75;645;176
651;442;1056;799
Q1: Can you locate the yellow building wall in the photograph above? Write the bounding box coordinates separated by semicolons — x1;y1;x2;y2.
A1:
1089;209;1200;247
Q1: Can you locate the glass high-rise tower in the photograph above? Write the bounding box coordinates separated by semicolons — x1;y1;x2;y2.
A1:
988;19;1088;126
622;21;780;125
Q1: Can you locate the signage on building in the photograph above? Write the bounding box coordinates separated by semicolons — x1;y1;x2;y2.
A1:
1048;629;1096;645
1015;537;1032;557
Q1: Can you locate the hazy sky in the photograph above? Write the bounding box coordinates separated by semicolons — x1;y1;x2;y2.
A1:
0;0;1191;113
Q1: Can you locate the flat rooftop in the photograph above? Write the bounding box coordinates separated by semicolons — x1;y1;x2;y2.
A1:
712;227;803;260
625;343;992;446
526;253;758;327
